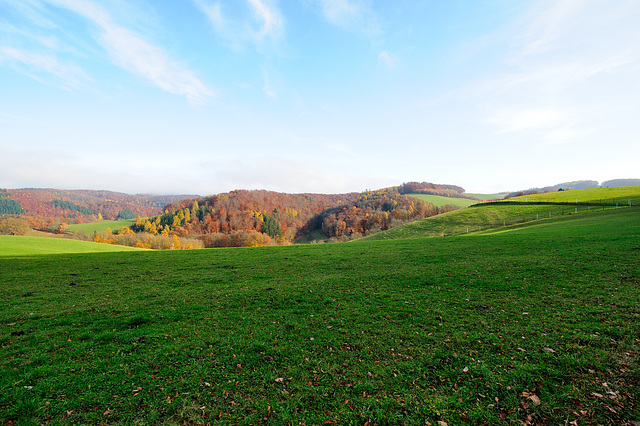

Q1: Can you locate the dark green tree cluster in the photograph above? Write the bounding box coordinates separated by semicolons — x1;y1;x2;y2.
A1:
48;200;92;215
117;209;136;220
261;210;282;239
0;198;24;215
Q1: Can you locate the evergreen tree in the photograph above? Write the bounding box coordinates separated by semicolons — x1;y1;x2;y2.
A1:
261;212;282;239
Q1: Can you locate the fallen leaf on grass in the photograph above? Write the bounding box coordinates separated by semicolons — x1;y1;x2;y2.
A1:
528;394;541;406
543;347;556;353
103;408;112;416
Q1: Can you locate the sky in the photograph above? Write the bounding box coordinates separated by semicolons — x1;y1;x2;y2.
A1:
1;0;639;196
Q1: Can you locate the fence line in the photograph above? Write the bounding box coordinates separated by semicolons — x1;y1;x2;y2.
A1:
439;204;636;238
477;199;636;207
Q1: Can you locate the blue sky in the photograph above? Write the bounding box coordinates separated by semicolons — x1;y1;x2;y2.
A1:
1;0;639;195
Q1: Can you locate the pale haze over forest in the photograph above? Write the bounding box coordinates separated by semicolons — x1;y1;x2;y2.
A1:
1;0;639;195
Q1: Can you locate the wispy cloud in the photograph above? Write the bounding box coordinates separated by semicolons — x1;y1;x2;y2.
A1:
0;0;213;102
477;0;640;143
262;70;276;99
313;0;379;36
0;46;89;89
378;50;395;68
49;0;214;103
247;0;282;39
193;0;283;48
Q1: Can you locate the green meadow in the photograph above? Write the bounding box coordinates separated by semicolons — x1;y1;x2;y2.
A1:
67;219;136;235
0;235;142;257
466;193;508;201
507;186;640;205
407;194;479;208
1;201;639;425
360;202;620;241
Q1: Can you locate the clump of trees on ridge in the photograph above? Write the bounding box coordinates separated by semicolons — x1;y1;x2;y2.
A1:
129;184;455;247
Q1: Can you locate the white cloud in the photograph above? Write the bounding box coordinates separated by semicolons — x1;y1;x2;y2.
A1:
193;0;283;48
194;156;388;194
0;46;90;89
247;0;283;39
378;50;395;68
262;70;276;98
313;0;379;36
1;0;213;102
100;25;214;103
475;0;640;144
47;0;214;103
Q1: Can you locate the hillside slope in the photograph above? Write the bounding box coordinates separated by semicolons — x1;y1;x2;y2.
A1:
360;186;640;241
0;188;197;225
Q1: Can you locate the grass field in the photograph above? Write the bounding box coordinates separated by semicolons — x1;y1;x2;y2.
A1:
506;186;640;205
407;194;479;208
1;207;638;424
67;219;136;235
466;193;508;201
0;235;143;256
360;201;622;241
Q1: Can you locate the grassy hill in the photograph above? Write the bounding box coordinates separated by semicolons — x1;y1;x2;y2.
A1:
362;186;640;241
466;192;508;200
1;207;638;424
407;193;479;208
0;235;143;256
506;185;640;205
359;203;599;240
67;219;135;235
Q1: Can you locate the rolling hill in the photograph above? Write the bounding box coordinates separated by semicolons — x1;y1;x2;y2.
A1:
1;197;638;424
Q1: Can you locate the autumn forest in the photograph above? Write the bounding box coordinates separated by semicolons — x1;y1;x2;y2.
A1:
0;183;473;248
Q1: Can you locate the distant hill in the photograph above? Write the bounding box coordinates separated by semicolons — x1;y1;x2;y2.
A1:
0;188;197;230
600;178;640;187
506;179;640;198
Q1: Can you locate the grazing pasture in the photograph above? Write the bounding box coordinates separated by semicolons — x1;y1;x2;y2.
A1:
0;208;638;424
507;186;640;205
67;219;136;235
466;193;508;201
360;201;624;241
406;194;478;208
0;235;142;257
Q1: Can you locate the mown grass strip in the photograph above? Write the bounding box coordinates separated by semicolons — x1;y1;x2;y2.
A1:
0;235;143;257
